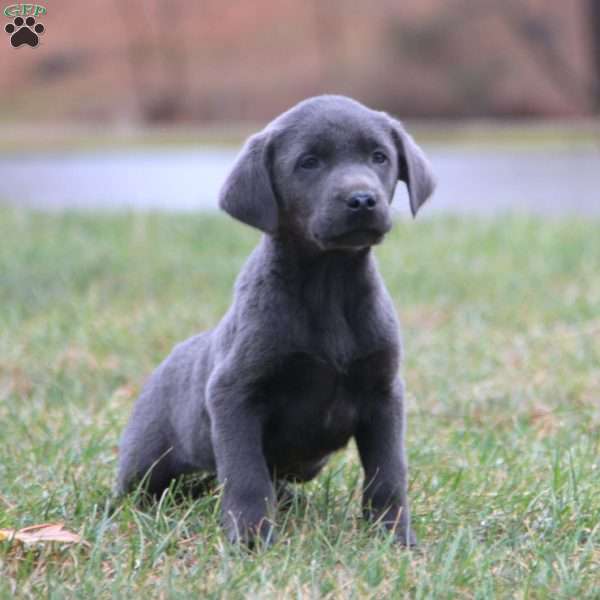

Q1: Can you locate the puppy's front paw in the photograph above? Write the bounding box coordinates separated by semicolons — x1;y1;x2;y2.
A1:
393;523;417;548
222;493;276;548
364;504;417;548
225;515;277;549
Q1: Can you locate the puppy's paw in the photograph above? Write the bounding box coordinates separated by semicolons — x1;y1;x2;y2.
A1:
364;505;417;548
220;485;277;548
226;516;277;549
393;524;417;548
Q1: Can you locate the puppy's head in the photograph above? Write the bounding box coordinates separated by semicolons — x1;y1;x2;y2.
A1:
220;95;435;251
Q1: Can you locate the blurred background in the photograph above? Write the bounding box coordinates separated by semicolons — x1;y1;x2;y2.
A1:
0;0;599;214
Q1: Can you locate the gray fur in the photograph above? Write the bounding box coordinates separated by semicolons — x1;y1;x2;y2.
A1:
117;95;435;546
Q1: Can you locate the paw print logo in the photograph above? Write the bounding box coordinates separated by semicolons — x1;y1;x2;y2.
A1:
5;16;45;48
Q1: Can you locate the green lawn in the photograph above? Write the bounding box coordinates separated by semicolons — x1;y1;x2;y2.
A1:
1;208;599;598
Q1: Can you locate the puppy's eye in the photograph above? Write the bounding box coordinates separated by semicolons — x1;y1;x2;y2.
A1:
298;155;320;170
372;151;388;164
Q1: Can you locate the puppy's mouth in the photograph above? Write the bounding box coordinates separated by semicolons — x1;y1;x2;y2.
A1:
320;228;386;249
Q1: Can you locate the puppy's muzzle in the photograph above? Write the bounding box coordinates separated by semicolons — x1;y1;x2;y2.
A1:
346;191;377;211
314;190;392;249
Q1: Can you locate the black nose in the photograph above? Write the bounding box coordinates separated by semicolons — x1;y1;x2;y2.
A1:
347;192;377;210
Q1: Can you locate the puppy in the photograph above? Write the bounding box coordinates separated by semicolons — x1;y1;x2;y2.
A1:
117;95;435;546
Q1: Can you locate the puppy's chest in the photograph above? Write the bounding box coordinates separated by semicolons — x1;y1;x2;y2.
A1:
292;301;379;372
261;354;359;453
261;350;393;457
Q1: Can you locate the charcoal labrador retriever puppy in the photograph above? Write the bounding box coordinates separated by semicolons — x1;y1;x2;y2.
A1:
117;95;435;546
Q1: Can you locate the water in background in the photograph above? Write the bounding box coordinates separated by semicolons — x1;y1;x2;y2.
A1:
0;146;599;216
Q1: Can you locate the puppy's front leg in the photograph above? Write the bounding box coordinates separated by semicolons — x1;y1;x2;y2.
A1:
207;372;275;546
355;378;416;546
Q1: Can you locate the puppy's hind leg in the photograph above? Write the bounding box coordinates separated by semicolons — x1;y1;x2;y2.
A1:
116;429;179;501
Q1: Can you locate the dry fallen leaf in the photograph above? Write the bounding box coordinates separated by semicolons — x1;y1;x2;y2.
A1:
0;523;89;546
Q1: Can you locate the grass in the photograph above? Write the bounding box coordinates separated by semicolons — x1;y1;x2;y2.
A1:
0;208;599;598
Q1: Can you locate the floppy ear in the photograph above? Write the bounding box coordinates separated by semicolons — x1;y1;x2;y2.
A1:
219;130;279;233
389;118;436;217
